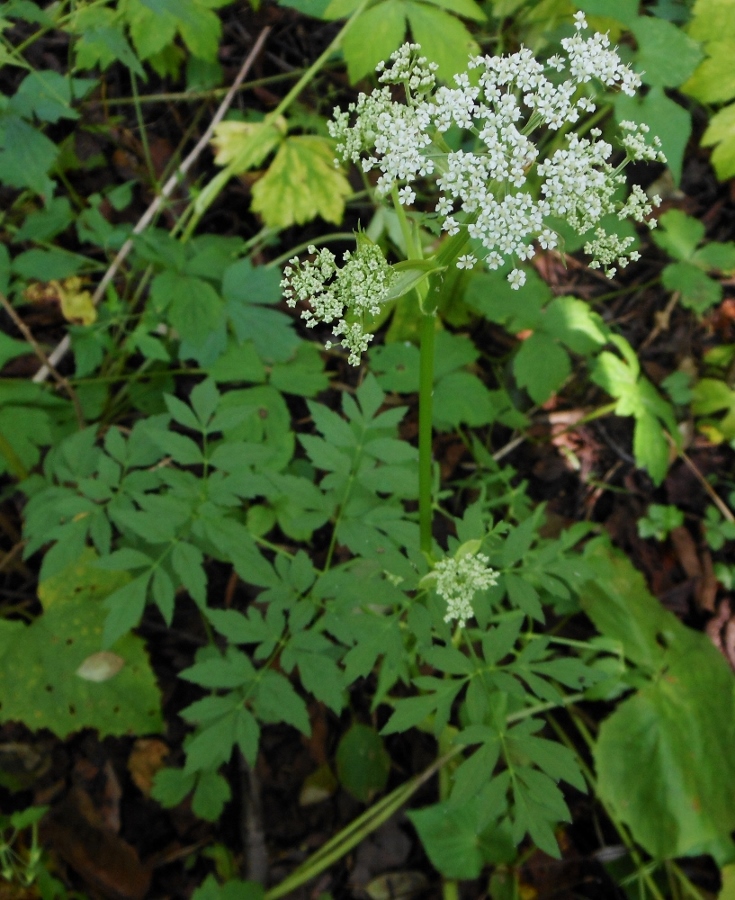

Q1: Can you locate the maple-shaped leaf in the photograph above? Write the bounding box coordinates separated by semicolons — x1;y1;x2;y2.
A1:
250;136;351;228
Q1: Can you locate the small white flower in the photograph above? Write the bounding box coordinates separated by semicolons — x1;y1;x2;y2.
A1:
573;10;587;29
434;552;499;627
456;254;477;270
398;185;416;205
508;268;526;290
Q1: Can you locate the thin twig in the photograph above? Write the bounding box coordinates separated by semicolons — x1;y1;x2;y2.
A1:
33;27;271;384
0;290;85;426
0;541;25;575
678;445;735;524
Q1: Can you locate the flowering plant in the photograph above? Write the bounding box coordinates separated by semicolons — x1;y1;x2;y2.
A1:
283;15;666;622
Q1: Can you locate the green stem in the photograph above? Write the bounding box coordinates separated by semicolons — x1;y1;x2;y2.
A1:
269;0;371;120
419;309;435;555
390;187;437;555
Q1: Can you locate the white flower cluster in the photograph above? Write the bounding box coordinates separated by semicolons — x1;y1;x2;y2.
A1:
434;552;499;627
281;243;394;364
327;15;665;288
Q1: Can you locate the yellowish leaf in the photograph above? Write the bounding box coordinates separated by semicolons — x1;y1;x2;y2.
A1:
250;135;351;228
58;277;96;325
210;116;286;173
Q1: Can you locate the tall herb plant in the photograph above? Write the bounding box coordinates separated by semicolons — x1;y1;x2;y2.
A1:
3;3;735;898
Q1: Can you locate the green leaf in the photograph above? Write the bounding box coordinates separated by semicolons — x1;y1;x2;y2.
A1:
149;429;204;465
0;115;57;196
384;259;445;304
210;339;266;384
151;767;196;808
0;550;162;738
123;0;176;59
206;608;273;645
580;539;690;670
542;295;608;355
341;0;406;83
663;261;722;313
95;548;154;570
192;769;231;821
11;70;77;123
270;343;329;397
682;39;735;104
513;333;570;405
192;875;265;900
14;196;73;243
251;136;352;228
211;117;285;173
702;102;735;182
335;723;390;802
504;574;543;621
169;275;225;349
102;572;152;647
405;2;479;82
692;240;735;273
128;0;224;60
253;669;310;734
631;16;703;87
632;411;670;486
433;371;496;429
408;796;514;879
0;330;32;369
652;209;704;261
275;0;332;15
419;0;486;21
501;518;536;567
577;0;639;27
595;643;735;859
171;541;207;606
182;647;255;689
12;247;86;280
74;19;146;77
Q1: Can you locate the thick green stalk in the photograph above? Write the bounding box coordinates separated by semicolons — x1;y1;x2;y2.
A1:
419;309;435;555
390;188;437;555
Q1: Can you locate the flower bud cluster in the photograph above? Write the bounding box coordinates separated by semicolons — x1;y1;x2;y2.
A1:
281;242;394;364
434;552;499;627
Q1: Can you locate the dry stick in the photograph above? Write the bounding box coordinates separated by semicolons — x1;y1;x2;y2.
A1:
0;290;85;426
679;445;735;524
32;26;272;384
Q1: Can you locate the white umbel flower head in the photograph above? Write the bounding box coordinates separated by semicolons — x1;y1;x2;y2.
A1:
287;19;666;365
433;551;499;627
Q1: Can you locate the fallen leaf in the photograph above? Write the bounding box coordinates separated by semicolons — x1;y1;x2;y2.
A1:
128;738;169;797
42;787;151;900
76;651;125;682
